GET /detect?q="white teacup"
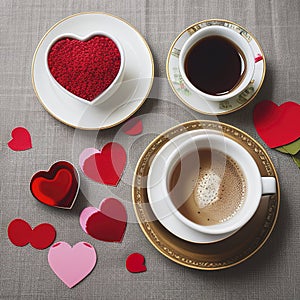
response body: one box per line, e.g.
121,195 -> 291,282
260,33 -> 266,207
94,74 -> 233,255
159,133 -> 276,235
179,26 -> 255,102
45,31 -> 125,106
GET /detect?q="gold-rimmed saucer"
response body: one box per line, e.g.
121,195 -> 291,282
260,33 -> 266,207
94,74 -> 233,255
32,12 -> 154,130
132,120 -> 279,270
166,19 -> 266,115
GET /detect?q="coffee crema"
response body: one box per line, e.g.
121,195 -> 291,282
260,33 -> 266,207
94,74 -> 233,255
184,36 -> 246,96
169,149 -> 247,226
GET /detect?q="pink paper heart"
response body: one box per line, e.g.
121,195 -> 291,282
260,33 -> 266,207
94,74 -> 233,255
48,241 -> 97,288
79,143 -> 126,186
80,198 -> 127,242
8,127 -> 32,151
253,100 -> 300,148
122,117 -> 143,136
126,253 -> 147,273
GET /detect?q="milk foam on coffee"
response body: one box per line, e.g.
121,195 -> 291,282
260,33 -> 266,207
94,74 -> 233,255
193,170 -> 222,208
169,149 -> 247,226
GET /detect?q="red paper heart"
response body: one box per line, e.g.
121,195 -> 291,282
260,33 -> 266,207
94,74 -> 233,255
126,253 -> 147,273
47,35 -> 121,101
253,100 -> 300,148
81,143 -> 126,186
7,127 -> 32,151
30,161 -> 79,209
80,198 -> 127,242
8,219 -> 56,250
122,117 -> 143,136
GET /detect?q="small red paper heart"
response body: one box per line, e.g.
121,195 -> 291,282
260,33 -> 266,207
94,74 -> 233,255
80,198 -> 127,242
30,161 -> 79,209
122,117 -> 143,136
8,219 -> 56,250
47,35 -> 121,101
253,100 -> 300,148
7,127 -> 32,151
126,253 -> 147,273
81,143 -> 126,186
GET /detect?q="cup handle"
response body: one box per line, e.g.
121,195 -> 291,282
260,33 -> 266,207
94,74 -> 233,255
261,177 -> 276,194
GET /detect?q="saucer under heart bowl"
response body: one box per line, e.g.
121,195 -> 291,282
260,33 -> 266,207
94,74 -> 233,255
45,31 -> 125,106
32,12 -> 154,130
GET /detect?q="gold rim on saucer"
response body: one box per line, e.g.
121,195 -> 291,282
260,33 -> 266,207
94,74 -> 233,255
132,120 -> 279,270
166,19 -> 266,115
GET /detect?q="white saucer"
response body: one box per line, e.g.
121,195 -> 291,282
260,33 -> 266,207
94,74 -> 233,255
166,19 -> 266,115
147,129 -> 238,243
32,12 -> 154,130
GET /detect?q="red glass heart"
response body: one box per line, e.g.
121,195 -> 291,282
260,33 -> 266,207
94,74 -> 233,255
30,161 -> 79,209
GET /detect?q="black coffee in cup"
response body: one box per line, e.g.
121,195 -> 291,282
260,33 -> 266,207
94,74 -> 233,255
184,36 -> 246,96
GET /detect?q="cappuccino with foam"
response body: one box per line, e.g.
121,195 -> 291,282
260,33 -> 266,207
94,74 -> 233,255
169,149 -> 247,226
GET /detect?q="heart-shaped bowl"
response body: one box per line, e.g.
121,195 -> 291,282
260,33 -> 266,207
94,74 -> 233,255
30,160 -> 80,209
45,31 -> 125,106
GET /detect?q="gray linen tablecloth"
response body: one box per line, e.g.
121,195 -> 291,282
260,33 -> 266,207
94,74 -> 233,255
0,0 -> 299,299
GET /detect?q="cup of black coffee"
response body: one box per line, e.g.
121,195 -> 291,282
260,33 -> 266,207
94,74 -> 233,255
179,26 -> 255,102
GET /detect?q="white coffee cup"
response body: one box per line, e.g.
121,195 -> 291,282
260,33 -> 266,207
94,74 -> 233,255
159,133 -> 276,235
45,31 -> 125,106
178,26 -> 255,102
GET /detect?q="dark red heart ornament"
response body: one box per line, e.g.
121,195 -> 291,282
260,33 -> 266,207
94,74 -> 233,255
253,100 -> 300,148
8,219 -> 56,250
126,253 -> 147,273
47,35 -> 121,101
80,198 -> 127,242
81,142 -> 126,186
30,161 -> 79,209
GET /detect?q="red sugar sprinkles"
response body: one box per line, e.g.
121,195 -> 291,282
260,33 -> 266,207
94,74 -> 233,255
47,35 -> 121,101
